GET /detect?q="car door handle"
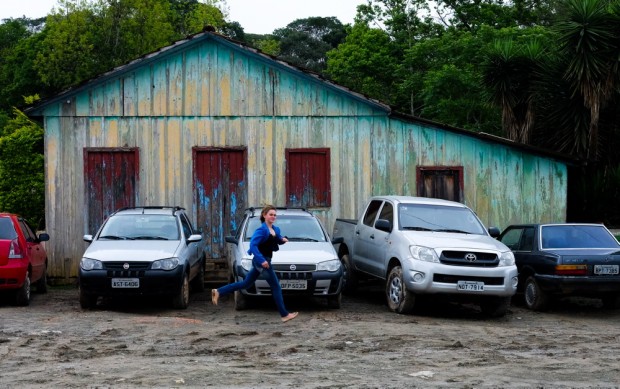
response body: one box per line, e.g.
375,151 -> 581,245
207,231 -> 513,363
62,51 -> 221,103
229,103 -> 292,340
370,234 -> 375,239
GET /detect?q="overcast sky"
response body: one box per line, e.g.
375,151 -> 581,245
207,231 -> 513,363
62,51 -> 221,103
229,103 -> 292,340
0,0 -> 363,34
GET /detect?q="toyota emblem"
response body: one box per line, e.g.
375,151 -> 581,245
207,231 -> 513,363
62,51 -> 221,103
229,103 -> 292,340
123,263 -> 130,270
290,265 -> 297,271
464,253 -> 477,262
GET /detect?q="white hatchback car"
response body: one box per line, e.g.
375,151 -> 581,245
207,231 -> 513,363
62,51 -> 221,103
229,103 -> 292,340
225,207 -> 344,309
79,206 -> 205,309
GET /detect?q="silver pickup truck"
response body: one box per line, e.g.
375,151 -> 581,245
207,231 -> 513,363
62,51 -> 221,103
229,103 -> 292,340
332,196 -> 518,317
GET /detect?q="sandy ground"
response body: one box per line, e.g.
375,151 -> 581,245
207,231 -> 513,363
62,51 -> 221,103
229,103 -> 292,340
1,283 -> 619,389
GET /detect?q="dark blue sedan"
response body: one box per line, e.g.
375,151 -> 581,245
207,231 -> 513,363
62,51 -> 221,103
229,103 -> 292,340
498,223 -> 620,310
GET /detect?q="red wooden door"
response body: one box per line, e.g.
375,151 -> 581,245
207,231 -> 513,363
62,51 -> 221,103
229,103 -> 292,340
193,148 -> 246,260
84,148 -> 139,235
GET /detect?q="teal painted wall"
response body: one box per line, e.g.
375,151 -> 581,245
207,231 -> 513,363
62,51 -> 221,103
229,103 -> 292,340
32,33 -> 567,278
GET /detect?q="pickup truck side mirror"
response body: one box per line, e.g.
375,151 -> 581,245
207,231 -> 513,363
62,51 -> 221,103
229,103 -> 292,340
488,227 -> 501,238
225,236 -> 238,245
375,219 -> 392,233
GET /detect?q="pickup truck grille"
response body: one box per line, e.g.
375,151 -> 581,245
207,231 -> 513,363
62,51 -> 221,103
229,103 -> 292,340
434,274 -> 505,285
440,251 -> 498,267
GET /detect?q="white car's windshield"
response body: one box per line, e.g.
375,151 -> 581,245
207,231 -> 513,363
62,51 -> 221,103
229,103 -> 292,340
541,225 -> 620,249
398,203 -> 487,235
244,215 -> 327,242
99,215 -> 179,240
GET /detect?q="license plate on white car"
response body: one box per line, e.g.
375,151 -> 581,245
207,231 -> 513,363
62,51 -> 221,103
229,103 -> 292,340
280,280 -> 307,290
457,281 -> 484,291
112,278 -> 140,288
594,265 -> 619,275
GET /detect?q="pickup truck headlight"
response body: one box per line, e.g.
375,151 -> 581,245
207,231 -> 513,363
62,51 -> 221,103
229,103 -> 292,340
410,246 -> 440,263
317,259 -> 341,272
80,257 -> 103,270
498,251 -> 515,267
241,258 -> 253,271
151,258 -> 179,270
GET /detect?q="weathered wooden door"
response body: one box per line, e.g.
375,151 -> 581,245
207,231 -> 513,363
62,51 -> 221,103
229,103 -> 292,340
84,148 -> 139,235
416,167 -> 463,202
193,147 -> 246,268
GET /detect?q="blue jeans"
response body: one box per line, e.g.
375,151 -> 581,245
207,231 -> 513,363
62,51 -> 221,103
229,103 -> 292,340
217,265 -> 289,317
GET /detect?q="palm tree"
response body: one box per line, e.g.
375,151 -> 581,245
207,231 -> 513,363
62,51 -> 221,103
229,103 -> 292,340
555,0 -> 620,161
483,39 -> 544,144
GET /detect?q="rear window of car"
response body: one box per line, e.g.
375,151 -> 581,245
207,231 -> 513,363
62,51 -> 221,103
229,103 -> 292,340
541,225 -> 620,249
244,215 -> 327,242
0,217 -> 18,240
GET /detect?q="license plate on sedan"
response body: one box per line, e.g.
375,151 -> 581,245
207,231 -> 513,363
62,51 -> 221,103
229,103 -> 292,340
280,280 -> 307,290
457,281 -> 484,291
112,278 -> 140,288
594,265 -> 619,275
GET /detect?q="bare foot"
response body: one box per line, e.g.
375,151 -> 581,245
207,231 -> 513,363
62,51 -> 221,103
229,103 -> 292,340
281,312 -> 298,323
211,289 -> 219,305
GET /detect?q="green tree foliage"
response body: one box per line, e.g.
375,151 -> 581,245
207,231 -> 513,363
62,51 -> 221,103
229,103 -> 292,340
0,110 -> 45,228
34,0 -> 227,91
326,24 -> 399,104
0,19 -> 50,111
272,17 -> 347,73
35,2 -> 99,90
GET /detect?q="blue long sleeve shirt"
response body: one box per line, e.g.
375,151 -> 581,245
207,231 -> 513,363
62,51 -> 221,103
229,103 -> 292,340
248,222 -> 285,270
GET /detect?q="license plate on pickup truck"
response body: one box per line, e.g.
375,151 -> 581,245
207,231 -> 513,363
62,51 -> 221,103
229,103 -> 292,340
112,278 -> 140,288
457,281 -> 484,291
594,265 -> 619,275
280,280 -> 307,290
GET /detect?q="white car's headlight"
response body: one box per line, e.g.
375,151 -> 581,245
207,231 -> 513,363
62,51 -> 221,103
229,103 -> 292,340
80,257 -> 103,270
151,258 -> 179,270
240,258 -> 253,271
317,259 -> 341,272
410,246 -> 440,263
498,251 -> 515,267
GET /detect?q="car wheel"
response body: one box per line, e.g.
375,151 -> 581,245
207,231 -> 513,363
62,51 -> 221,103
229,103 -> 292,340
172,273 -> 190,309
327,292 -> 342,309
524,276 -> 549,311
480,296 -> 511,317
601,294 -> 619,309
15,271 -> 31,306
340,254 -> 358,295
192,259 -> 205,293
385,266 -> 415,314
79,284 -> 98,309
36,264 -> 48,294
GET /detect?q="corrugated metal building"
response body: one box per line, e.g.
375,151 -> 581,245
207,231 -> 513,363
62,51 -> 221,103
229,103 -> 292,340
26,31 -> 570,282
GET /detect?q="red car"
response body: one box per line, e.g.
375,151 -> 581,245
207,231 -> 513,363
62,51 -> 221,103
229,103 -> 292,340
0,213 -> 50,305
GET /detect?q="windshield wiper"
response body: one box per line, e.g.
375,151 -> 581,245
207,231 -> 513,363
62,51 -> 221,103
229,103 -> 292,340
132,236 -> 169,240
402,226 -> 433,231
99,235 -> 134,240
288,237 -> 320,242
433,228 -> 470,234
